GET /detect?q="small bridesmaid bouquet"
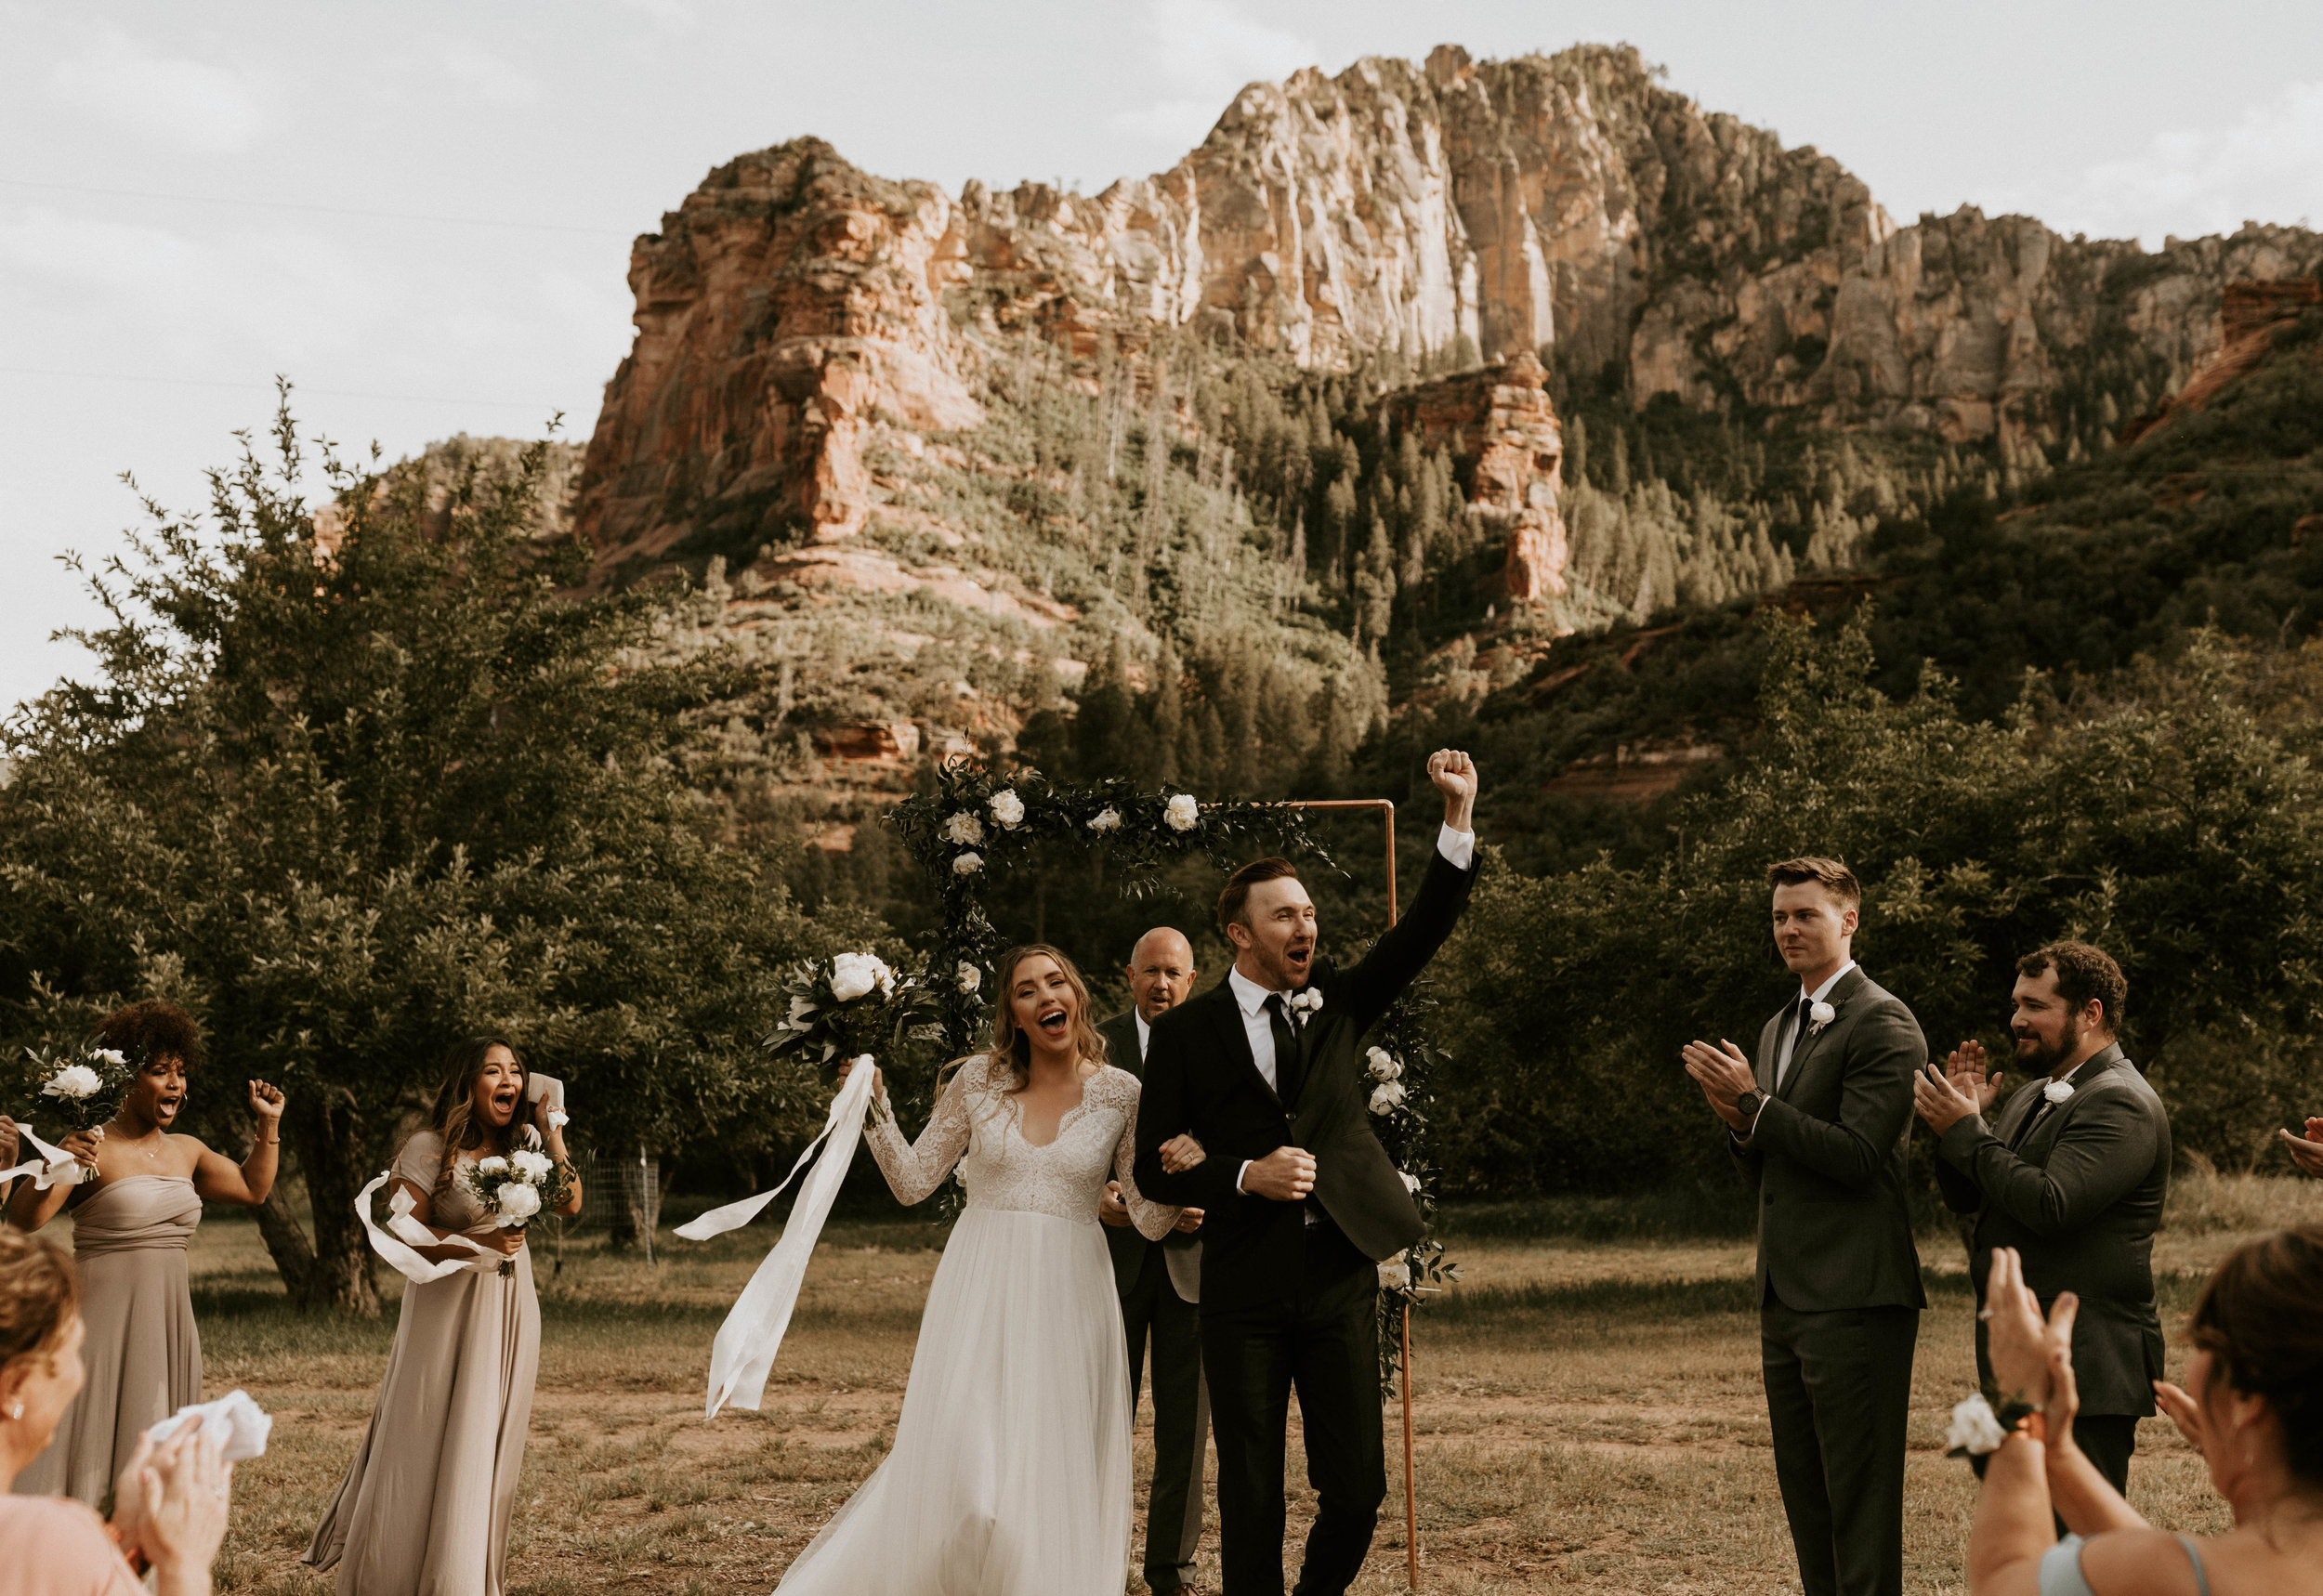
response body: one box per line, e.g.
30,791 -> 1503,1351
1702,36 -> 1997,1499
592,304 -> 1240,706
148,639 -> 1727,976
21,1042 -> 136,1145
460,1132 -> 573,1276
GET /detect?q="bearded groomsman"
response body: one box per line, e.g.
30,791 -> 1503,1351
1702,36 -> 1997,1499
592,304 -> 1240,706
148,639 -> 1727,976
1098,926 -> 1211,1596
1682,857 -> 1926,1596
1913,941 -> 2170,1498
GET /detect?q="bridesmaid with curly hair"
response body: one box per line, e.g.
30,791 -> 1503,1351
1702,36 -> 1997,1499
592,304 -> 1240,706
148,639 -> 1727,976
305,1036 -> 579,1596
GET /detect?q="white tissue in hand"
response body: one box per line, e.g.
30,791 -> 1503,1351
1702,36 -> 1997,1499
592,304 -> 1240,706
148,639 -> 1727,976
147,1388 -> 271,1462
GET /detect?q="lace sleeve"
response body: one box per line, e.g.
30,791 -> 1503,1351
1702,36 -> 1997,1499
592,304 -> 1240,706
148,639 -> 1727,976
1107,1072 -> 1181,1241
865,1060 -> 977,1206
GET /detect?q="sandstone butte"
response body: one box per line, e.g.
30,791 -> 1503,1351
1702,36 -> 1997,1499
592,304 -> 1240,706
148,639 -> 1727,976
571,40 -> 2323,655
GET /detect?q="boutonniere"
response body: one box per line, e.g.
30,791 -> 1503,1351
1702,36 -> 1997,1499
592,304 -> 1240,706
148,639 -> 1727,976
1287,988 -> 1323,1027
2042,1079 -> 2075,1105
1807,1000 -> 1837,1036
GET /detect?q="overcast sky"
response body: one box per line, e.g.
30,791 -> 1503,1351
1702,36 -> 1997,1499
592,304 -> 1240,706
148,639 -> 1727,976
7,0 -> 2321,711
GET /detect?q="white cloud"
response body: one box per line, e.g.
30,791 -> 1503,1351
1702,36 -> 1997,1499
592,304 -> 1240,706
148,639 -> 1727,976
47,25 -> 269,154
1109,0 -> 1316,156
437,41 -> 544,109
2031,80 -> 2323,245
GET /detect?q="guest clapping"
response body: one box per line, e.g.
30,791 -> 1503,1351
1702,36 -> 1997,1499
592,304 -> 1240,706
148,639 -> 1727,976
5,1001 -> 283,1503
0,1228 -> 233,1596
1965,1232 -> 2323,1593
2278,1117 -> 2323,1177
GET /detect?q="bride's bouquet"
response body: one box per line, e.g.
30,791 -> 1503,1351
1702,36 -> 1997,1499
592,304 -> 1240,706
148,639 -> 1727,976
767,951 -> 936,1068
459,1130 -> 573,1276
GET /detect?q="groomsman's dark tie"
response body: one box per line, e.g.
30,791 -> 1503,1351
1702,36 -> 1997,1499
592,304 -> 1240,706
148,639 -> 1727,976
1265,994 -> 1305,1105
1778,993 -> 1813,1089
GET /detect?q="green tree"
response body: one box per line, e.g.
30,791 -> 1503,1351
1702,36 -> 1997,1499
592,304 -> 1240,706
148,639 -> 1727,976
0,400 -> 840,1313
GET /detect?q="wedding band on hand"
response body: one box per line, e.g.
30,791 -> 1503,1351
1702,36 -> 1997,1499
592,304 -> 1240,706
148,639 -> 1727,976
1977,1307 -> 1994,1321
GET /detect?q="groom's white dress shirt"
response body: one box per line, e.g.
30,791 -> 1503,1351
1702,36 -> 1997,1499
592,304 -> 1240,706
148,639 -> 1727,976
1743,958 -> 1857,1140
1231,822 -> 1475,1196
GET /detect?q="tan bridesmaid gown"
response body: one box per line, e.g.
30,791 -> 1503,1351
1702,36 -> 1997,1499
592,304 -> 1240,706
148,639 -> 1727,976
304,1132 -> 543,1596
15,1175 -> 203,1503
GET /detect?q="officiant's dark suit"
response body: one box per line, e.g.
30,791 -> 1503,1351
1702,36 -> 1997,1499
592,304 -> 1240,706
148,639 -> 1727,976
1097,1002 -> 1210,1595
1733,961 -> 1927,1596
1136,806 -> 1476,1596
1936,1038 -> 2170,1495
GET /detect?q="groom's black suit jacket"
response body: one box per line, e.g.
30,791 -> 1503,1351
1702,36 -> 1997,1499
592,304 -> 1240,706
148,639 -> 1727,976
1135,844 -> 1476,1315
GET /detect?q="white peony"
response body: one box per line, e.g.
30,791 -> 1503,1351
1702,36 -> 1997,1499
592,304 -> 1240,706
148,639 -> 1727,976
956,962 -> 981,994
495,1182 -> 543,1223
1377,1257 -> 1411,1289
830,951 -> 895,1003
940,811 -> 984,846
475,1156 -> 509,1176
988,789 -> 1026,830
1399,1170 -> 1421,1194
1944,1393 -> 2009,1456
2043,1079 -> 2076,1105
41,1063 -> 103,1101
1369,1080 -> 1406,1116
93,1049 -> 127,1068
952,851 -> 983,876
510,1148 -> 555,1183
1367,1047 -> 1401,1081
1086,806 -> 1122,834
1163,793 -> 1200,832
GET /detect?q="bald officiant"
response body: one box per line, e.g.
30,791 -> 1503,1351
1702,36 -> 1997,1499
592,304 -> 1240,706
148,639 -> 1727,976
1099,926 -> 1212,1596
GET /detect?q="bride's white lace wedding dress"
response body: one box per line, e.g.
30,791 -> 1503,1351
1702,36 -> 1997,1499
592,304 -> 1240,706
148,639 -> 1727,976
773,1053 -> 1180,1594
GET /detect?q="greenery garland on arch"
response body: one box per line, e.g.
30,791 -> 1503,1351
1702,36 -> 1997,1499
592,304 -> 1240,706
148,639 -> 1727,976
886,759 -> 1460,1380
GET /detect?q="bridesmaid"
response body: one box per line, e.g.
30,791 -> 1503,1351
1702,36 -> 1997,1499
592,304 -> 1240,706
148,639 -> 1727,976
305,1036 -> 581,1596
6,1001 -> 284,1504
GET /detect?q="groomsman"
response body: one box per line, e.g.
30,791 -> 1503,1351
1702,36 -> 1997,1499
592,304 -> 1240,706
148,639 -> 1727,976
1098,926 -> 1211,1596
1683,857 -> 1925,1596
1136,750 -> 1480,1596
1914,941 -> 2171,1497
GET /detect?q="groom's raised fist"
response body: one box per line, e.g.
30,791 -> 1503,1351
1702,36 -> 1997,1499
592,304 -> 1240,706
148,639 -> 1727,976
1426,749 -> 1477,829
1240,1145 -> 1317,1203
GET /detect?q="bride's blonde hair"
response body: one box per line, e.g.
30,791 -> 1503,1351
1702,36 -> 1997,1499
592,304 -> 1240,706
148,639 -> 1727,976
956,943 -> 1106,1092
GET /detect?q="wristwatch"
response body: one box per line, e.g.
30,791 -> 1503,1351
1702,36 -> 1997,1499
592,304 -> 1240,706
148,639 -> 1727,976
1734,1090 -> 1765,1120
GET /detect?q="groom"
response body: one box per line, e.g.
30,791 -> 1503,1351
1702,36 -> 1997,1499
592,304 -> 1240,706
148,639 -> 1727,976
1136,749 -> 1480,1596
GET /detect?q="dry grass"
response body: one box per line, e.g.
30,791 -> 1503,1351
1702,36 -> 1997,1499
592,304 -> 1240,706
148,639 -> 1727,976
173,1188 -> 2285,1596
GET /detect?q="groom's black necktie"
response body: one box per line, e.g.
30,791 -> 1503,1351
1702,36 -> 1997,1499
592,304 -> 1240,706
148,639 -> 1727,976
1264,994 -> 1305,1106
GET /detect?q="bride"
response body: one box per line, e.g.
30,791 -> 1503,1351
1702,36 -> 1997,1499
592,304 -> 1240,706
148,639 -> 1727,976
775,942 -> 1188,1594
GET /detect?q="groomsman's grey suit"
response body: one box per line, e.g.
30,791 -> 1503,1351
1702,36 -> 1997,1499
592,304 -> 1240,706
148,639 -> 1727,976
1936,1040 -> 2170,1495
1733,964 -> 1926,1596
1099,1007 -> 1209,1595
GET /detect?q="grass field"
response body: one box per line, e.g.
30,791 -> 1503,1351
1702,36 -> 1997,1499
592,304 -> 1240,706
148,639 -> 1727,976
124,1172 -> 2323,1596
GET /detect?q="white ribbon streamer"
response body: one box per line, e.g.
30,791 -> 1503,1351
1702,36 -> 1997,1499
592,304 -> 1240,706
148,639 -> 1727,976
0,1120 -> 84,1190
691,1057 -> 878,1417
145,1388 -> 272,1462
352,1170 -> 502,1285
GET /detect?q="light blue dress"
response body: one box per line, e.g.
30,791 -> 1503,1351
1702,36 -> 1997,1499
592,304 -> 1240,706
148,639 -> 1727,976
2041,1534 -> 2211,1595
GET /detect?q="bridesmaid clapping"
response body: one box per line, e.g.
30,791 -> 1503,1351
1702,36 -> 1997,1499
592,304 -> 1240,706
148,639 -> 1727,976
5,1000 -> 283,1504
305,1036 -> 580,1596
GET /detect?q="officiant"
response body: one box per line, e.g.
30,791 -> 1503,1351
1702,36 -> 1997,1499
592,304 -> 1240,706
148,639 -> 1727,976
1098,926 -> 1211,1596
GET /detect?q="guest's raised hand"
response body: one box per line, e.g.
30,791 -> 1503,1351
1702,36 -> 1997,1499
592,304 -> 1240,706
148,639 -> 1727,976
1158,1133 -> 1205,1173
247,1079 -> 285,1123
1982,1249 -> 2054,1407
133,1425 -> 230,1593
2155,1378 -> 2211,1458
1242,1145 -> 1315,1202
2280,1117 -> 2323,1177
1098,1180 -> 1131,1227
1912,1062 -> 1979,1134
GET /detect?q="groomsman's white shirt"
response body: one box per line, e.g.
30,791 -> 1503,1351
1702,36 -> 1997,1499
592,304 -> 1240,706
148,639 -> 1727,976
1743,958 -> 1857,1140
1231,823 -> 1475,1195
1134,1012 -> 1150,1061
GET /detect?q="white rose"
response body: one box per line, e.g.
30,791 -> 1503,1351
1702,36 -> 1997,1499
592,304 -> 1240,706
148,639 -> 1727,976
989,790 -> 1026,830
41,1063 -> 103,1101
495,1182 -> 543,1222
956,962 -> 981,994
952,851 -> 983,876
1809,1000 -> 1836,1028
940,811 -> 984,846
1399,1171 -> 1421,1194
1377,1258 -> 1411,1289
1368,1080 -> 1406,1116
476,1156 -> 509,1176
831,951 -> 892,1003
1163,793 -> 1200,832
2043,1079 -> 2076,1104
1086,806 -> 1122,833
511,1149 -> 555,1183
1944,1393 -> 2008,1456
93,1049 -> 127,1067
1367,1047 -> 1401,1081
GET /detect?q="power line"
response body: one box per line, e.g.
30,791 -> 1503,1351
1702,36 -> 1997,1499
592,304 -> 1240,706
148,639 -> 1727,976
0,177 -> 637,239
0,365 -> 573,412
